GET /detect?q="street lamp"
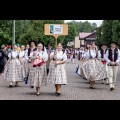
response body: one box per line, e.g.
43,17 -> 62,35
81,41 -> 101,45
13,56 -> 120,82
13,20 -> 15,45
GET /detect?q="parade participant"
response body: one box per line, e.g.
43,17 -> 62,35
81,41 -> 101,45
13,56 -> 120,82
66,48 -> 71,63
106,41 -> 120,91
98,43 -> 109,84
25,40 -> 37,88
17,44 -> 21,52
19,45 -> 28,78
6,45 -> 12,56
72,48 -> 75,63
47,43 -> 67,96
25,44 -> 30,50
77,46 -> 89,80
81,43 -> 106,89
78,47 -> 85,61
4,45 -> 25,87
38,40 -> 47,53
46,44 -> 54,75
28,43 -> 48,95
0,45 -> 8,75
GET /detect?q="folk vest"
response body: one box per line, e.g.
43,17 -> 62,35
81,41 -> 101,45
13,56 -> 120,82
108,48 -> 118,62
28,48 -> 37,57
100,49 -> 107,58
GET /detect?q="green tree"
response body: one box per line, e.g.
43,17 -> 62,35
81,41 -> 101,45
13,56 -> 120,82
102,20 -> 113,47
112,20 -> 120,41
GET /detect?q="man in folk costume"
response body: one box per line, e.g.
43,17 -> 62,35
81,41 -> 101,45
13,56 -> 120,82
106,41 -> 120,91
25,40 -> 37,88
98,43 -> 109,84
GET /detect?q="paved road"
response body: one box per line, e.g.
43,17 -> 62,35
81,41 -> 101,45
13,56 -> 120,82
0,60 -> 120,100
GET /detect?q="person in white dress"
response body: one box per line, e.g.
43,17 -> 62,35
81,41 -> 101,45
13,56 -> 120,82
81,43 -> 106,89
105,41 -> 120,91
28,43 -> 48,95
19,45 -> 28,78
47,43 -> 67,96
4,45 -> 25,87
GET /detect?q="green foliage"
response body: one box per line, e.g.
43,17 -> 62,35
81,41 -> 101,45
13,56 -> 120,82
0,20 -> 98,48
96,20 -> 120,48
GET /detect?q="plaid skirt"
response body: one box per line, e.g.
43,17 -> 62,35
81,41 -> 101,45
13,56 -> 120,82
47,60 -> 67,85
28,63 -> 47,87
81,59 -> 107,81
4,59 -> 25,82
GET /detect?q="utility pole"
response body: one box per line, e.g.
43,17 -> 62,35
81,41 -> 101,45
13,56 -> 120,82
13,20 -> 15,45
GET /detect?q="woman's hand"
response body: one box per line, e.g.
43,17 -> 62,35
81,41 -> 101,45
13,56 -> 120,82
28,59 -> 32,63
55,61 -> 60,65
36,56 -> 40,59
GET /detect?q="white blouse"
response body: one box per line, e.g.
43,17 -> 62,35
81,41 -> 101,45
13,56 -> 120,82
98,49 -> 106,60
8,51 -> 19,59
30,50 -> 48,62
50,50 -> 67,61
83,50 -> 97,59
19,51 -> 25,58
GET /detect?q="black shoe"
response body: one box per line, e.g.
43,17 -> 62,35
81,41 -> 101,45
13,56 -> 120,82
57,93 -> 61,96
106,83 -> 109,85
30,86 -> 34,88
90,86 -> 95,89
110,87 -> 114,91
9,85 -> 13,88
15,84 -> 18,87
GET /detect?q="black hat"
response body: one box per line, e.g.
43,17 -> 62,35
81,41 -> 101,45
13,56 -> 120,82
29,40 -> 37,46
111,41 -> 118,45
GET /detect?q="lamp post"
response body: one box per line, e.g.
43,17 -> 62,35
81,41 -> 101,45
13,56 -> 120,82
13,20 -> 15,45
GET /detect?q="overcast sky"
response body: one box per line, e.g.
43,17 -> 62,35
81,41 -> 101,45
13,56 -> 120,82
65,20 -> 103,27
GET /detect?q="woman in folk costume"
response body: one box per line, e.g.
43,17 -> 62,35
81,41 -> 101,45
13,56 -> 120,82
47,43 -> 67,96
105,41 -> 120,91
81,43 -> 106,89
28,43 -> 48,95
98,43 -> 109,84
25,40 -> 37,88
79,46 -> 90,80
19,45 -> 28,78
4,45 -> 25,87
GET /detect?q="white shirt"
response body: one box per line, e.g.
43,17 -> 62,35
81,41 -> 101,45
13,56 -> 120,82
19,51 -> 25,58
8,50 -> 19,59
30,50 -> 48,62
25,47 -> 36,60
98,49 -> 107,60
50,50 -> 67,61
83,49 -> 97,59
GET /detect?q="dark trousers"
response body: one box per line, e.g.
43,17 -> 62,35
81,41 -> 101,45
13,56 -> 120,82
0,65 -> 4,73
47,69 -> 49,75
